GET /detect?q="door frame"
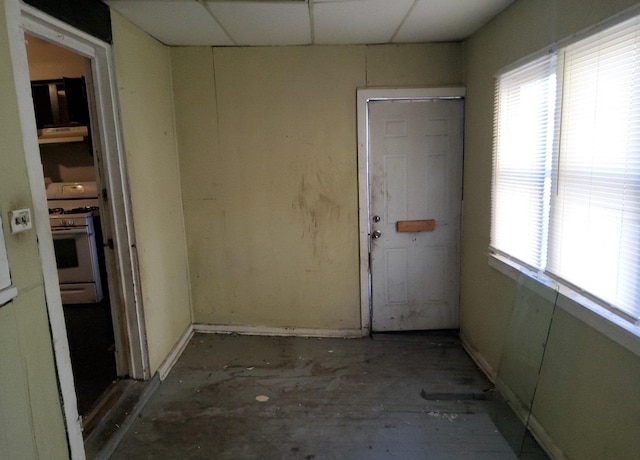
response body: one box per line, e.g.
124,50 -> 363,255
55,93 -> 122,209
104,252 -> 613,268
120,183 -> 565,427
356,87 -> 466,335
5,1 -> 149,457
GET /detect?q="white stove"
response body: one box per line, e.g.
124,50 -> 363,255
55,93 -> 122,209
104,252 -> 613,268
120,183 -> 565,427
47,182 -> 103,304
49,211 -> 94,228
47,181 -> 100,214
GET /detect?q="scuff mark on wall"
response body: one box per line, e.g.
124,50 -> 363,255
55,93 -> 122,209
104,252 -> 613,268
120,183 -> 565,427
173,43 -> 463,328
293,173 -> 343,261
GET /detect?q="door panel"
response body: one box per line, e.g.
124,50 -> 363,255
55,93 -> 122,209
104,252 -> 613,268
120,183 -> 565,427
369,99 -> 463,331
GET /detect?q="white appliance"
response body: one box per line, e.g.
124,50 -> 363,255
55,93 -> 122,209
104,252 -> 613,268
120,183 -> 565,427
47,182 -> 103,304
38,125 -> 88,144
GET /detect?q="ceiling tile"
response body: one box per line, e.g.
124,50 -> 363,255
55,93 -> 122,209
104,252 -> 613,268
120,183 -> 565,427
313,0 -> 414,45
207,1 -> 311,46
393,0 -> 514,43
107,1 -> 234,46
106,0 -> 515,47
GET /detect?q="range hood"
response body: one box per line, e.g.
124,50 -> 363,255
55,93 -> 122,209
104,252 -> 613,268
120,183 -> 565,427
38,125 -> 88,144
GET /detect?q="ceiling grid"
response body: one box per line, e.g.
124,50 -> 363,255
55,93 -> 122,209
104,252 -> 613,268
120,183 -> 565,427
106,0 -> 514,47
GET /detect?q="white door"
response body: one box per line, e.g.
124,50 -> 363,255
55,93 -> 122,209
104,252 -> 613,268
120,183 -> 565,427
369,99 -> 463,331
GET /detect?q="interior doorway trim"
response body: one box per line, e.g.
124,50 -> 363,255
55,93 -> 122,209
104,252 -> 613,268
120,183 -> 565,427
5,1 -> 149,458
356,87 -> 466,336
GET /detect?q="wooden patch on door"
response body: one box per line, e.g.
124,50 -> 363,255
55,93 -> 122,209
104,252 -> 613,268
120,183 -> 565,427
396,220 -> 435,232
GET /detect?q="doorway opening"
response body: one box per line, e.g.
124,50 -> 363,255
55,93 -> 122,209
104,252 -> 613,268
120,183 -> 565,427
26,33 -> 118,424
6,3 -> 150,456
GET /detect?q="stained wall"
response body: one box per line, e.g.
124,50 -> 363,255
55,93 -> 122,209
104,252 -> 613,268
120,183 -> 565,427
171,43 -> 464,331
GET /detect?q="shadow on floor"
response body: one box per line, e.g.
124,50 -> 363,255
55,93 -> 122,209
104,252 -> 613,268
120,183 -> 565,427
63,300 -> 117,417
110,332 -> 548,459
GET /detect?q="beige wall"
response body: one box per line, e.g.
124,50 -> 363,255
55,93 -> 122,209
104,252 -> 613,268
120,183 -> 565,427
171,43 -> 463,331
26,33 -> 85,80
0,2 -> 68,457
365,43 -> 463,87
462,0 -> 640,457
111,12 -> 192,373
4,0 -> 639,458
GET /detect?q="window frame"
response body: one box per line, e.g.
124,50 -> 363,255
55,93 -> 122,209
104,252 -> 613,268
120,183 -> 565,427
489,13 -> 640,356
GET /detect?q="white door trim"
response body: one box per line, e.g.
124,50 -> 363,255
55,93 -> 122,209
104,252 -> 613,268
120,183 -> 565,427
5,1 -> 149,457
356,87 -> 466,336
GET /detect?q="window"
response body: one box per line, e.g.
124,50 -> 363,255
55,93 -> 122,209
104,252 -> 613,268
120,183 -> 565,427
491,15 -> 640,324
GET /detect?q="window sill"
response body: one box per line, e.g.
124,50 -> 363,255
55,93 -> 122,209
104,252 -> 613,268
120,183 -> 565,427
488,253 -> 640,358
0,286 -> 18,307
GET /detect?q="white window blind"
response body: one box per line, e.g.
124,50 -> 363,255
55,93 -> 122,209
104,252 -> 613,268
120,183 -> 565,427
491,55 -> 557,269
491,14 -> 640,323
547,17 -> 640,321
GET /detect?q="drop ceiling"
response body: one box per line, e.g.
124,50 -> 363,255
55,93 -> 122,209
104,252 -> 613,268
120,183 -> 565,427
105,0 -> 515,47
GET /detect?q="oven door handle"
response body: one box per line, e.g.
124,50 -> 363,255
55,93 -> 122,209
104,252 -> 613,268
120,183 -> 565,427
51,227 -> 91,236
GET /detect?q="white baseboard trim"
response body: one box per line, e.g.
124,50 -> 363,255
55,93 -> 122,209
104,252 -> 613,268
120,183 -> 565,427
157,324 -> 194,381
157,323 -> 363,380
459,332 -> 497,382
460,332 -> 565,460
527,412 -> 567,460
494,376 -> 532,426
496,379 -> 566,460
193,323 -> 364,338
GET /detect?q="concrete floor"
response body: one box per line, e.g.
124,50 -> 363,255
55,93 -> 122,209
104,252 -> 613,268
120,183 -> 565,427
109,332 -> 547,459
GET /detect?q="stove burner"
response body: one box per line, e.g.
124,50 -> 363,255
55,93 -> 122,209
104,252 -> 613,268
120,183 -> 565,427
66,206 -> 99,214
48,206 -> 99,215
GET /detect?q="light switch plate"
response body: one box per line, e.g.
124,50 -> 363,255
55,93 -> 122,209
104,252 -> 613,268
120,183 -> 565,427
10,208 -> 32,233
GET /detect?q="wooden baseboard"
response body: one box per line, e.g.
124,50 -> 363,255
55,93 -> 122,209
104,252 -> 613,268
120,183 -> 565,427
459,332 -> 498,382
526,412 -> 567,460
459,332 -> 565,459
157,324 -> 194,381
193,323 -> 364,338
